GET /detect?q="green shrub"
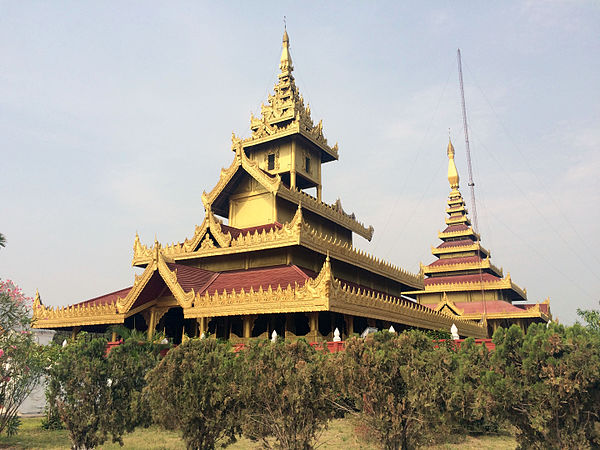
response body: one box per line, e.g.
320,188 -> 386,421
447,337 -> 501,433
238,339 -> 336,450
144,338 -> 241,450
338,330 -> 453,450
46,334 -> 161,449
488,323 -> 600,449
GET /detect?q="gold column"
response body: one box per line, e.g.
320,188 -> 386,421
147,310 -> 156,340
308,312 -> 318,342
344,314 -> 354,337
317,184 -> 322,201
242,316 -> 251,339
71,327 -> 81,340
291,139 -> 297,189
197,317 -> 208,337
111,331 -> 117,342
285,314 -> 293,339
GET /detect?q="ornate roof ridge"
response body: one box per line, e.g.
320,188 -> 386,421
132,206 -> 420,289
431,242 -> 489,256
33,294 -> 122,328
279,185 -> 374,240
407,276 -> 527,298
231,30 -> 338,161
299,220 -> 421,287
423,257 -> 503,276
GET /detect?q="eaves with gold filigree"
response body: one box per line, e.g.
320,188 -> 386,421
133,205 -> 422,289
405,272 -> 527,299
185,256 -> 487,338
431,293 -> 551,322
33,245 -> 195,328
423,257 -> 503,277
32,290 -> 124,328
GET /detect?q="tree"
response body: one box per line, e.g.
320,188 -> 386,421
0,279 -> 45,436
447,337 -> 500,434
238,339 -> 336,450
0,232 -> 6,248
488,323 -> 600,449
46,333 -> 161,449
338,331 -> 453,450
144,338 -> 242,450
577,303 -> 600,334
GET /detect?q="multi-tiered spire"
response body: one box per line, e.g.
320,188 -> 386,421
232,30 -> 338,163
409,138 -> 529,307
404,139 -> 553,336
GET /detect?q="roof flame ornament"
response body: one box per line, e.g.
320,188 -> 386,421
279,29 -> 293,76
447,138 -> 460,191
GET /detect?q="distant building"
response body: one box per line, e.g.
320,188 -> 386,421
405,139 -> 552,336
32,31 -> 487,341
18,329 -> 55,416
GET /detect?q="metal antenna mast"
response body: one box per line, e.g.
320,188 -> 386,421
457,49 -> 479,234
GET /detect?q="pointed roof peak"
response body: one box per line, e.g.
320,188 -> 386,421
279,28 -> 293,76
447,138 -> 460,190
447,137 -> 455,158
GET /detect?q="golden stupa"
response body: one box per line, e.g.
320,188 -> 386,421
405,139 -> 552,336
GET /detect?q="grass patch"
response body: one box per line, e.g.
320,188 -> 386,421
0,417 -> 516,449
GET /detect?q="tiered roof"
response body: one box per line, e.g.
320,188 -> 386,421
31,31 -> 490,339
406,139 -> 551,324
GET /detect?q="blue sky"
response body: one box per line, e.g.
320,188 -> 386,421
1,1 -> 598,324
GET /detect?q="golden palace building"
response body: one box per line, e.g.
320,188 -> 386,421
33,32 -> 498,341
405,139 -> 552,336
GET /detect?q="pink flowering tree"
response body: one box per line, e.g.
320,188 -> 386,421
0,279 -> 45,436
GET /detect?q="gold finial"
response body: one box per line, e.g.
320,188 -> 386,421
34,289 -> 42,307
280,27 -> 293,75
447,137 -> 460,190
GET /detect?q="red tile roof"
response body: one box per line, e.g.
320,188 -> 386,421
437,239 -> 476,249
442,224 -> 469,233
203,265 -> 316,295
130,273 -> 169,309
422,300 -> 534,315
428,256 -> 482,267
456,301 -> 526,315
519,303 -> 551,314
166,263 -> 218,292
424,273 -> 501,286
78,286 -> 132,307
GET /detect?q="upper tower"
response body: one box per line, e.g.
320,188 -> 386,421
404,138 -> 552,336
232,30 -> 339,201
407,138 -> 528,305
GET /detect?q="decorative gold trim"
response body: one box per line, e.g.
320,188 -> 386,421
156,254 -> 195,309
432,243 -> 489,256
438,228 -> 480,240
423,257 -> 502,277
406,276 -> 527,300
278,185 -> 374,241
117,260 -> 157,314
433,293 -> 464,315
184,256 -> 486,339
33,300 -> 124,328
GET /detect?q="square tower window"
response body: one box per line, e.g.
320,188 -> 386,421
267,153 -> 275,171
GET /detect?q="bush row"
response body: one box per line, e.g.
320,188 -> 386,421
45,322 -> 600,450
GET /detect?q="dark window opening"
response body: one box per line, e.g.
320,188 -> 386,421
268,153 -> 275,170
305,157 -> 310,173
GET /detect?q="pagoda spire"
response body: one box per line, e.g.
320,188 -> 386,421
447,137 -> 460,191
279,29 -> 293,77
